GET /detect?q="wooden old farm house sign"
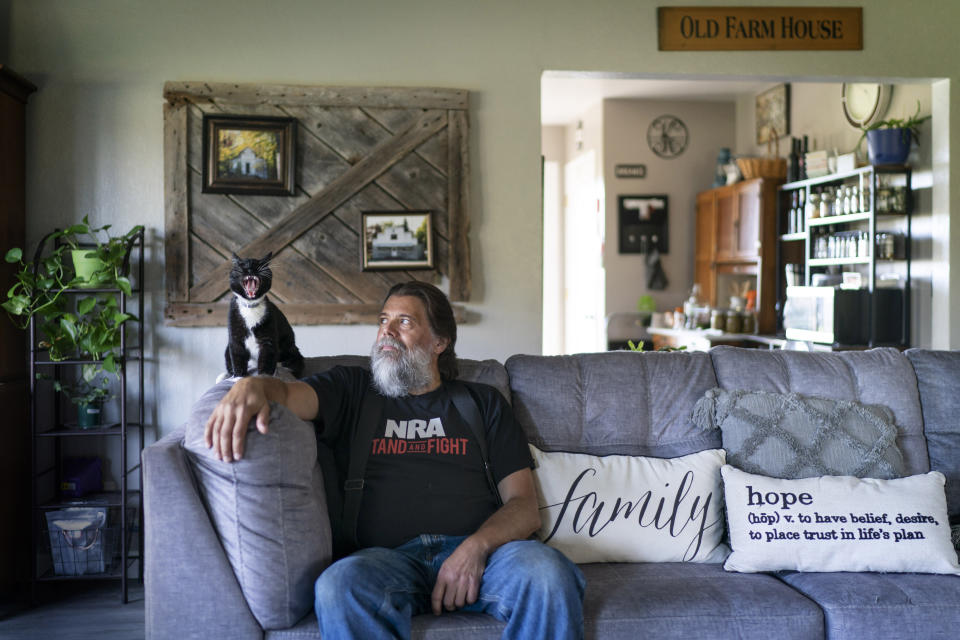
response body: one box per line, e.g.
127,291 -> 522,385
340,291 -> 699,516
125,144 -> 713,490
163,81 -> 471,326
658,6 -> 862,51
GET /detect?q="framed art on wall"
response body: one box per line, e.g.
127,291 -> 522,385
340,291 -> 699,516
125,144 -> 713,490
361,211 -> 434,271
756,84 -> 790,145
202,115 -> 296,196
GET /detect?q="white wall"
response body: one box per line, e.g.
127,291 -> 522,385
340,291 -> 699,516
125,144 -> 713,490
8,0 -> 960,436
603,99 -> 735,316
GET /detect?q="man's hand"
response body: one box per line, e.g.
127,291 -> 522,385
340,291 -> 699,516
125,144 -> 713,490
203,377 -> 274,461
431,536 -> 488,615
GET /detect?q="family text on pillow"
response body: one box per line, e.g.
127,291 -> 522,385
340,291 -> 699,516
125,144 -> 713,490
529,446 -> 729,564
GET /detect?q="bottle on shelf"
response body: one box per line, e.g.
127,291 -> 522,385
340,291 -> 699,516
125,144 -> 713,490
800,135 -> 809,181
819,188 -> 832,218
797,190 -> 805,233
788,138 -> 800,183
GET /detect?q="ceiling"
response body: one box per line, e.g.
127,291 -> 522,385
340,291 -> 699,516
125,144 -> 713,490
541,73 -> 775,126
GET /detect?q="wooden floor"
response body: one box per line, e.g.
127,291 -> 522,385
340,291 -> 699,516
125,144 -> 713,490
0,582 -> 144,639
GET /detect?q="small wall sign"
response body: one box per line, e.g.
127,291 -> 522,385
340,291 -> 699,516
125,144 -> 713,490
658,6 -> 863,51
615,164 -> 647,179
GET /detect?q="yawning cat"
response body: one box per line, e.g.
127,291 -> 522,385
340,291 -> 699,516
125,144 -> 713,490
223,252 -> 304,379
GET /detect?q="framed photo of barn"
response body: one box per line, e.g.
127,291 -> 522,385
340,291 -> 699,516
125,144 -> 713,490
361,211 -> 434,271
202,115 -> 296,196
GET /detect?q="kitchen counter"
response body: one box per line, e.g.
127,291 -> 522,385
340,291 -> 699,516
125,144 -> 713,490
647,326 -> 790,351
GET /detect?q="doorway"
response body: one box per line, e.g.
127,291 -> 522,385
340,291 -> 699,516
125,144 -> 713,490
541,72 -> 945,352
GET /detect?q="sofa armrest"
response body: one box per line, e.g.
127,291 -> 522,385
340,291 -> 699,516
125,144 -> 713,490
143,428 -> 263,640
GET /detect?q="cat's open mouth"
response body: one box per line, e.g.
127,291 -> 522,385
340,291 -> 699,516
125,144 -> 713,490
242,276 -> 260,298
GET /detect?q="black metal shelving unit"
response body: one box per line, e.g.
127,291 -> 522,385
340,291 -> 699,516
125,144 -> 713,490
27,229 -> 145,603
776,165 -> 913,347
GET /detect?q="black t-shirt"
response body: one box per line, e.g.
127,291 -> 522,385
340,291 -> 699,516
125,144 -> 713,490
303,366 -> 534,549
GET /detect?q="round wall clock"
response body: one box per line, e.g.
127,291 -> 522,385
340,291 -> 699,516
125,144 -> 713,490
841,83 -> 892,128
647,115 -> 688,158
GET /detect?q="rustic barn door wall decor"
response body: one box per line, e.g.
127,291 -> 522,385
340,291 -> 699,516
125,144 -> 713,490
163,81 -> 471,326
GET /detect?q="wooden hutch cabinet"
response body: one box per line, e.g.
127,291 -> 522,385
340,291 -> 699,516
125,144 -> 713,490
694,177 -> 781,334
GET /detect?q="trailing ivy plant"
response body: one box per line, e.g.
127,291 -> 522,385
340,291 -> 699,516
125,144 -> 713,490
2,217 -> 142,375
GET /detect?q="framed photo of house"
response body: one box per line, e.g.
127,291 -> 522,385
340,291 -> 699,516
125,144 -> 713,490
755,84 -> 790,145
361,211 -> 434,271
202,115 -> 296,195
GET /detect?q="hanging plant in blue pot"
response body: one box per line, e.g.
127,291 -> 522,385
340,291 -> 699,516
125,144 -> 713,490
858,101 -> 930,165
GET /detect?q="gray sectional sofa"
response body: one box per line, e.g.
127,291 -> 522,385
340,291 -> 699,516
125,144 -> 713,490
143,347 -> 960,639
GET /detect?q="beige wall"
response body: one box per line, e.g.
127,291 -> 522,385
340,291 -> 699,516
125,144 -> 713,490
8,0 -> 960,435
603,99 -> 735,315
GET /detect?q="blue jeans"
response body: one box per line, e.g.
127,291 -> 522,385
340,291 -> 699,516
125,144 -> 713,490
314,534 -> 585,640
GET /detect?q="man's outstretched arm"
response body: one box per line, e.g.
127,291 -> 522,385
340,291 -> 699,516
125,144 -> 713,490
430,468 -> 541,614
203,376 -> 319,462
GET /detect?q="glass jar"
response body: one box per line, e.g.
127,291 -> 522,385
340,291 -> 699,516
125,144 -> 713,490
877,186 -> 891,214
725,309 -> 742,334
740,311 -> 755,334
876,232 -> 895,260
890,186 -> 906,214
807,191 -> 820,219
710,309 -> 725,331
860,182 -> 870,212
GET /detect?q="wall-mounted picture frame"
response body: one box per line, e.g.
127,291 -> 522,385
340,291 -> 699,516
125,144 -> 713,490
202,114 -> 296,196
756,84 -> 790,145
361,211 -> 434,271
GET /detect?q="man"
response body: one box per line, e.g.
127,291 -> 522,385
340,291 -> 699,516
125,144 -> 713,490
205,281 -> 585,639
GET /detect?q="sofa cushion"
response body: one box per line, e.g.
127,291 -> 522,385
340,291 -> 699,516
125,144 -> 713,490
693,388 -> 905,479
905,348 -> 960,522
709,346 -> 929,475
721,465 -> 960,575
182,380 -> 332,630
505,352 -> 721,457
269,562 -> 826,640
529,446 -> 728,563
778,571 -> 960,640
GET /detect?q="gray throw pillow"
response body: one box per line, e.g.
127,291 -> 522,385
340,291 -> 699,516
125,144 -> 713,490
692,388 -> 905,479
183,380 -> 332,630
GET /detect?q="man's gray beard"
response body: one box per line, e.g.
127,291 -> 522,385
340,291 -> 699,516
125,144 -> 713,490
369,337 -> 435,397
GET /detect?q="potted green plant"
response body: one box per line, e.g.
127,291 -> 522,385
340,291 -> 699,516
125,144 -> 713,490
858,100 -> 931,165
2,217 -> 142,369
47,364 -> 113,428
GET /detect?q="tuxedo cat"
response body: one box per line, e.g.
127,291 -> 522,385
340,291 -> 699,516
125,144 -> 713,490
224,252 -> 304,379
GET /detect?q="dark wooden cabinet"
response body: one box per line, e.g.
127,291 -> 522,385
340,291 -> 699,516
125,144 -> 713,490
0,65 -> 36,600
694,177 -> 781,334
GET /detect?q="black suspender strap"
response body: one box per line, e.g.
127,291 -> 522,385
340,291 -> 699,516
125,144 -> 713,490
341,388 -> 384,548
448,381 -> 503,507
340,380 -> 502,548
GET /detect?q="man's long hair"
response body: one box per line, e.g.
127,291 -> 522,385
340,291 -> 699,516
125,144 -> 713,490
383,281 -> 459,380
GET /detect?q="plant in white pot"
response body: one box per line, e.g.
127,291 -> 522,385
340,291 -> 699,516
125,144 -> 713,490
858,101 -> 931,165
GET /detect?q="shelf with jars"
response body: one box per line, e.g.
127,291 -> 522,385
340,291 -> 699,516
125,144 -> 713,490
775,164 -> 912,347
